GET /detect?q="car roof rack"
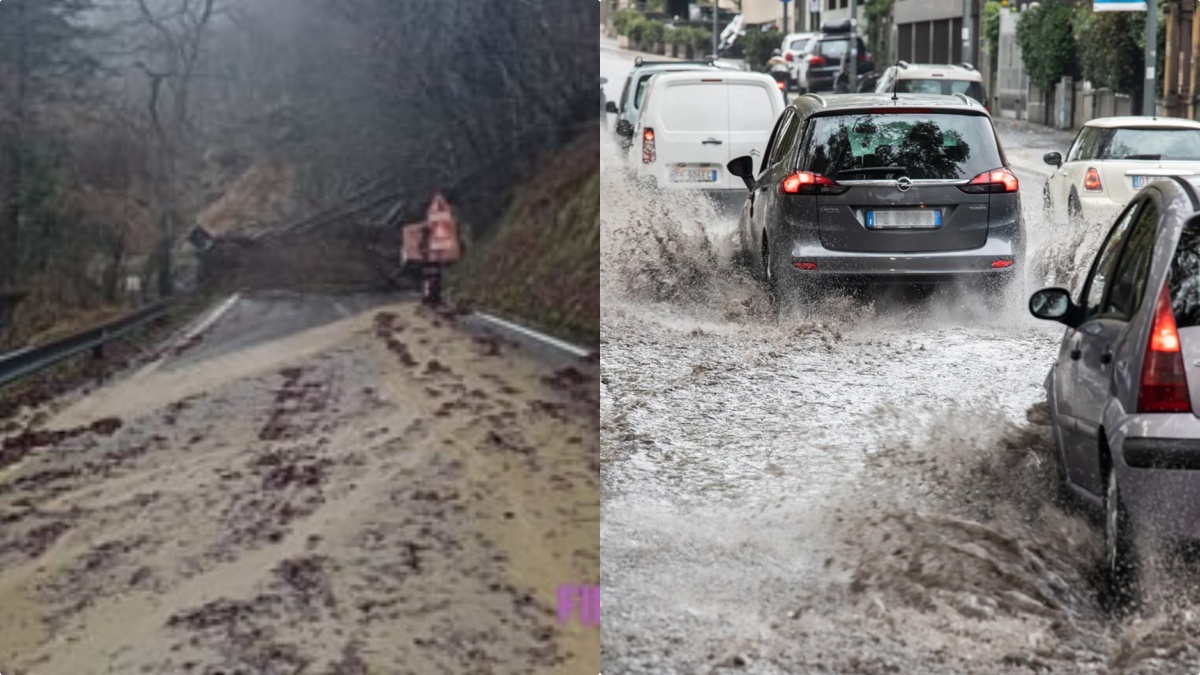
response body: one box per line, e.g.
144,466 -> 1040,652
633,56 -> 715,67
952,92 -> 981,107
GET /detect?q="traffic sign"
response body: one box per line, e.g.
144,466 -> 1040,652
1094,0 -> 1147,10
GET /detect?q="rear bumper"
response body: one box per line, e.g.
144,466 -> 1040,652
1077,194 -> 1128,221
1112,414 -> 1200,541
784,235 -> 1021,282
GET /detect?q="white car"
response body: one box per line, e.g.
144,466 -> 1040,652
781,32 -> 818,89
874,62 -> 987,108
1043,116 -> 1200,221
633,70 -> 785,210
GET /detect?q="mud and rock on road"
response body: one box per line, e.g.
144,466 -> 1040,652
0,290 -> 599,674
601,46 -> 1200,675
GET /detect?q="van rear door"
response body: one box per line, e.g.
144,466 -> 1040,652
726,81 -> 781,190
654,79 -> 731,188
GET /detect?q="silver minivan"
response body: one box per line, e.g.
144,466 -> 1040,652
1030,174 -> 1200,607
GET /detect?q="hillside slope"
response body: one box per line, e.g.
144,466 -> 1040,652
451,132 -> 599,346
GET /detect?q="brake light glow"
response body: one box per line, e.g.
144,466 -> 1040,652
1084,167 -> 1102,191
809,55 -> 827,67
1138,283 -> 1191,413
793,261 -> 818,270
991,259 -> 1014,269
785,52 -> 794,62
959,168 -> 1019,194
777,80 -> 785,90
781,171 -> 837,194
642,128 -> 655,164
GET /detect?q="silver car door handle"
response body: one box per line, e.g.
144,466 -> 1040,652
702,138 -> 723,145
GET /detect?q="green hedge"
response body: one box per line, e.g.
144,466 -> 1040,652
1015,0 -> 1078,91
613,8 -> 641,36
741,30 -> 781,73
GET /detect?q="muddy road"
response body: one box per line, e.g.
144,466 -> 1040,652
0,293 -> 599,674
600,46 -> 1200,675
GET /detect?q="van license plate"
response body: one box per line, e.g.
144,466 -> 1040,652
1132,175 -> 1149,188
671,169 -> 718,183
865,209 -> 942,229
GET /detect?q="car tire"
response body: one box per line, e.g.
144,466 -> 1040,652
1068,191 -> 1083,225
1104,465 -> 1140,612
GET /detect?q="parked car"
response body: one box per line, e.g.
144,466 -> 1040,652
794,20 -> 874,94
726,92 -> 1023,307
780,31 -> 819,90
632,70 -> 786,211
607,58 -> 722,151
874,62 -> 987,108
1042,116 -> 1200,223
1029,174 -> 1200,606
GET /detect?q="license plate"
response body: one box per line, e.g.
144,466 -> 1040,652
1133,175 -> 1150,188
865,209 -> 942,229
670,168 -> 718,183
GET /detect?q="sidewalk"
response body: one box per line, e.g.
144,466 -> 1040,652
599,31 -> 745,71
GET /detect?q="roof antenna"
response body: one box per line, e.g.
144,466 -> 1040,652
891,62 -> 899,102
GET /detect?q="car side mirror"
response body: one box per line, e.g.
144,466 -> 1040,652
615,119 -> 633,137
727,155 -> 755,191
1043,151 -> 1062,168
1029,287 -> 1083,328
606,101 -> 619,114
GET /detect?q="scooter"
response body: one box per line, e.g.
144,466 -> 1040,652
767,50 -> 791,93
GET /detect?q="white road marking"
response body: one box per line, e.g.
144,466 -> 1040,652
132,293 -> 241,379
473,312 -> 591,359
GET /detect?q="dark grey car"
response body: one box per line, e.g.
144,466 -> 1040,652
727,92 -> 1024,307
1030,175 -> 1200,607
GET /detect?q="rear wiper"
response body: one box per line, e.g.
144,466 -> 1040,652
835,166 -> 908,178
1123,154 -> 1162,160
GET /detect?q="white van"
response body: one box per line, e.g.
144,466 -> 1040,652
633,70 -> 785,206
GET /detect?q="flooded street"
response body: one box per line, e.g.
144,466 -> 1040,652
600,47 -> 1200,675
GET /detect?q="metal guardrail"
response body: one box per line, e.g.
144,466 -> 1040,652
0,301 -> 172,389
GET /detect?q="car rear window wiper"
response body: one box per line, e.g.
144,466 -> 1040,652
1122,154 -> 1162,160
835,166 -> 908,178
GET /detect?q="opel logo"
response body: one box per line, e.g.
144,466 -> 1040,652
896,176 -> 913,192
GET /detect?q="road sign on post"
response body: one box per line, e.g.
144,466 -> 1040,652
1093,0 -> 1147,10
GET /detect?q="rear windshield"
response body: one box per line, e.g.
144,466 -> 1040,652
658,83 -> 728,132
896,79 -> 986,104
805,112 -> 1004,181
1170,218 -> 1200,328
1098,127 -> 1200,161
789,38 -> 812,51
818,38 -> 850,58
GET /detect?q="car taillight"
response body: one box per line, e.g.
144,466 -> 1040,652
1138,283 -> 1192,413
809,55 -> 826,67
1084,167 -> 1102,191
780,171 -> 847,195
785,52 -> 794,62
959,168 -> 1019,194
642,128 -> 655,164
776,80 -> 785,90
859,52 -> 872,63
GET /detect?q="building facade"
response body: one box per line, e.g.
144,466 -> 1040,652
892,0 -> 980,67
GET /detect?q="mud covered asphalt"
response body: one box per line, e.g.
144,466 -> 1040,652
0,297 -> 599,674
598,53 -> 1200,675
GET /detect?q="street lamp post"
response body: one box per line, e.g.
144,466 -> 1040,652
1143,0 -> 1157,116
713,0 -> 718,58
849,0 -> 857,91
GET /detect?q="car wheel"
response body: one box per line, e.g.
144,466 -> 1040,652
1068,191 -> 1083,224
1104,465 -> 1140,611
